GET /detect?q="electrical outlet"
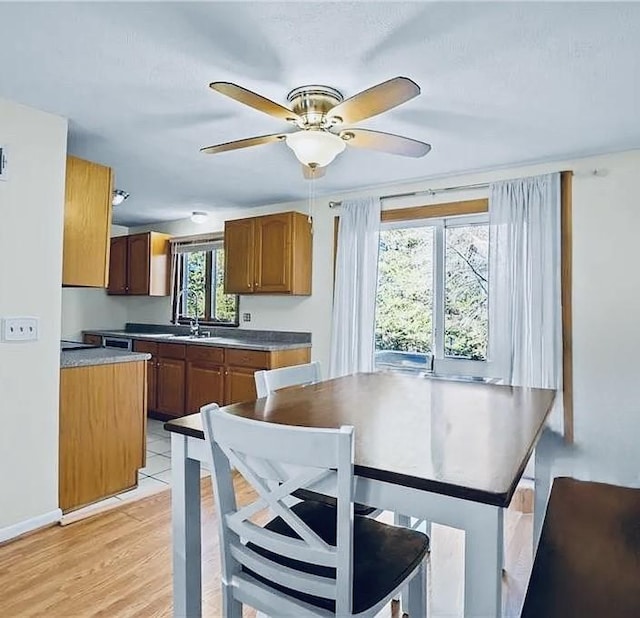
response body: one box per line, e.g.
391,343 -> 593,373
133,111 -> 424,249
242,312 -> 251,322
1,317 -> 39,342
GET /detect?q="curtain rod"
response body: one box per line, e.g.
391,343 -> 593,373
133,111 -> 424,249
327,181 -> 490,208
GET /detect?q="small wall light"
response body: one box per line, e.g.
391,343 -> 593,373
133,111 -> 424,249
112,189 -> 130,206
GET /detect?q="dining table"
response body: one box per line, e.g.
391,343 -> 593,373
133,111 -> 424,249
164,372 -> 555,618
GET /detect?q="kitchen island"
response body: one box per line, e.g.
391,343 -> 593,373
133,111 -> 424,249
59,347 -> 150,513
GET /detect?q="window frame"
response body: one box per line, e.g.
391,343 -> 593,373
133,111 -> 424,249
378,211 -> 492,378
172,243 -> 240,327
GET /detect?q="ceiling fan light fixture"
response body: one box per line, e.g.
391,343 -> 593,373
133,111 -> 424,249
285,130 -> 346,168
190,211 -> 209,224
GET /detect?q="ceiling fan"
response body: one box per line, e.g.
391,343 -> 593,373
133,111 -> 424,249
200,77 -> 431,178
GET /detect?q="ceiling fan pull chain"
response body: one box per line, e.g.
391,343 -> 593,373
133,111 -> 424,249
307,170 -> 316,234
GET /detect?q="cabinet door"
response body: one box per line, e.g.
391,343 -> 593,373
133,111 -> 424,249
133,340 -> 158,411
147,356 -> 158,411
255,213 -> 292,293
127,233 -> 151,295
225,366 -> 258,405
108,236 -> 129,294
156,358 -> 185,416
224,218 -> 255,294
83,334 -> 103,346
62,156 -> 113,288
186,361 -> 225,414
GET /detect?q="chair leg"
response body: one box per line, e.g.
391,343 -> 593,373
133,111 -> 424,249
394,514 -> 430,615
222,583 -> 242,618
407,560 -> 428,617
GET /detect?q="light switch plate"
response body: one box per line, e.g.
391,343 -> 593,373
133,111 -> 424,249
1,317 -> 39,342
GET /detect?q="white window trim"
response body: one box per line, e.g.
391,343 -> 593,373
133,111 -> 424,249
379,213 -> 494,379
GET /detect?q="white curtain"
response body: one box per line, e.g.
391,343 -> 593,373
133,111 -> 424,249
329,197 -> 381,377
488,173 -> 562,399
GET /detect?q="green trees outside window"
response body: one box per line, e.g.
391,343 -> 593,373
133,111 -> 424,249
375,218 -> 488,361
176,246 -> 238,325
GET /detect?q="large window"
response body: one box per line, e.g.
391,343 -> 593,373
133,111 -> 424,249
173,241 -> 239,326
375,213 -> 489,375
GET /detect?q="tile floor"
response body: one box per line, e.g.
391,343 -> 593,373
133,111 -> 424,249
62,417 -> 208,522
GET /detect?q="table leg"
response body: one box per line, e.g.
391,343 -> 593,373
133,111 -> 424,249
464,503 -> 504,618
172,433 -> 202,618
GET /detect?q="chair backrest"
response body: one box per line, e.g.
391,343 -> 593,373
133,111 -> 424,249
254,361 -> 322,398
201,403 -> 355,616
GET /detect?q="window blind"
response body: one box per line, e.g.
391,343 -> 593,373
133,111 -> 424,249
169,232 -> 224,254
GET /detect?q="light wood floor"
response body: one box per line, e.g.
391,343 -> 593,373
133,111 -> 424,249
0,475 -> 532,617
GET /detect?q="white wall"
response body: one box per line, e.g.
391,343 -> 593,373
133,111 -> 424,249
127,149 -> 640,487
60,225 -> 129,341
0,98 -> 67,533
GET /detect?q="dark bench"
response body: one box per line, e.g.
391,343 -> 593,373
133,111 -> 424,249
521,477 -> 640,617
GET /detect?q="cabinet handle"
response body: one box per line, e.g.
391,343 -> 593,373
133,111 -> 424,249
247,283 -> 251,288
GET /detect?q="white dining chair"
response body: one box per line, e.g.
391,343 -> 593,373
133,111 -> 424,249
254,363 -> 379,518
201,403 -> 429,617
255,363 -> 429,613
254,361 -> 322,398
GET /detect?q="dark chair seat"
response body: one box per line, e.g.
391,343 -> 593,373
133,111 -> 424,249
521,477 -> 640,618
292,488 -> 378,517
245,501 -> 429,614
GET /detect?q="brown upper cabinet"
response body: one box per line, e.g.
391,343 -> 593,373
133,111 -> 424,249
108,232 -> 171,296
224,211 -> 312,295
62,155 -> 113,287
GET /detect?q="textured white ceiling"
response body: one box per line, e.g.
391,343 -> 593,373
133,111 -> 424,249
1,2 -> 639,224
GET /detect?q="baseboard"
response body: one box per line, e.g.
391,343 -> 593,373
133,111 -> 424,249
0,508 -> 62,544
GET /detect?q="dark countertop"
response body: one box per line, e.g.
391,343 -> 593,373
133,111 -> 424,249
84,324 -> 312,352
61,348 -> 151,368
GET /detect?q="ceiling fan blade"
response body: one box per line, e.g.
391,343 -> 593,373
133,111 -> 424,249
302,164 -> 326,180
327,77 -> 420,125
340,128 -> 431,157
200,132 -> 287,154
210,82 -> 300,123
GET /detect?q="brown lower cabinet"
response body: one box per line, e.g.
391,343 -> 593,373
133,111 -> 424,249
185,345 -> 225,414
132,339 -> 310,417
132,340 -> 158,411
59,360 -> 146,513
225,366 -> 258,405
157,357 -> 186,415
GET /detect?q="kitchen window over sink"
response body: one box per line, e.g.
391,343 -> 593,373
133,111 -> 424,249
374,205 -> 491,378
170,234 -> 239,326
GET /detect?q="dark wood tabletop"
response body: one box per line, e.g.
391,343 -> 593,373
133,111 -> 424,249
165,372 -> 555,507
521,477 -> 640,617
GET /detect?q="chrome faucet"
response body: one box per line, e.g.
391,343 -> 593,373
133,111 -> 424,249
175,288 -> 203,337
